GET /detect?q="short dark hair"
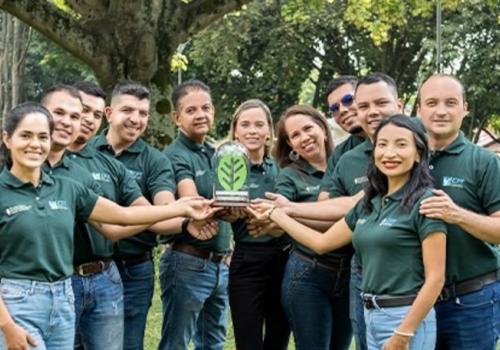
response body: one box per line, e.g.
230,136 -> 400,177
418,74 -> 466,104
73,81 -> 106,100
355,72 -> 398,99
171,80 -> 211,111
111,81 -> 150,101
274,104 -> 334,168
0,102 -> 54,169
364,114 -> 432,212
40,84 -> 82,106
325,75 -> 358,104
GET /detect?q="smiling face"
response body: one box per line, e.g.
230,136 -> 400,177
356,81 -> 402,138
75,91 -> 106,145
327,83 -> 361,134
417,75 -> 467,145
173,88 -> 214,143
3,112 -> 51,172
106,94 -> 150,146
374,123 -> 419,183
285,114 -> 327,163
233,107 -> 271,156
42,91 -> 83,150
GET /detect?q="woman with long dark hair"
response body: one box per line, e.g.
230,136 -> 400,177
0,102 -> 216,350
250,115 -> 446,350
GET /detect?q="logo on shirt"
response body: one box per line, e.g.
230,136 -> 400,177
380,217 -> 397,227
127,170 -> 143,180
195,170 -> 206,177
249,183 -> 260,189
305,185 -> 319,193
354,176 -> 368,185
356,218 -> 367,225
92,172 -> 112,183
48,200 -> 69,211
442,176 -> 464,188
5,204 -> 32,216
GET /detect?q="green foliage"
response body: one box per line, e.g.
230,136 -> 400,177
217,155 -> 248,191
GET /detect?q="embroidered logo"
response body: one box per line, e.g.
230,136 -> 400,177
5,204 -> 32,216
92,172 -> 112,183
195,170 -> 206,177
442,176 -> 464,188
127,170 -> 143,180
380,217 -> 397,227
48,200 -> 69,210
249,183 -> 260,189
354,176 -> 368,185
305,185 -> 319,193
356,218 -> 367,225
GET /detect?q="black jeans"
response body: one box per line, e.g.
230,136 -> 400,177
229,241 -> 291,350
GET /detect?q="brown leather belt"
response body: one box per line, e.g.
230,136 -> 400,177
362,294 -> 417,309
172,242 -> 226,263
439,269 -> 500,301
292,250 -> 350,272
113,251 -> 153,267
74,259 -> 112,277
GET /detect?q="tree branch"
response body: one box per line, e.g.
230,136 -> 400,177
64,0 -> 109,20
0,0 -> 99,66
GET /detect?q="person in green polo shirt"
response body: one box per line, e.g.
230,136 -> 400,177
159,80 -> 231,350
250,115 -> 446,350
269,104 -> 353,350
319,75 -> 365,200
418,74 -> 500,349
222,99 -> 290,350
0,102 -> 219,350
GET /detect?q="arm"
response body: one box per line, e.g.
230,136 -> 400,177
0,298 -> 37,349
383,232 -> 446,349
249,204 -> 352,254
420,189 -> 500,243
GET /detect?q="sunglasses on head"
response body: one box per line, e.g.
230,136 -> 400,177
329,93 -> 354,118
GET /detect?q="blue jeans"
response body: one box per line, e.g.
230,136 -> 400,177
364,303 -> 436,350
350,259 -> 367,350
158,249 -> 229,350
0,278 -> 75,350
116,258 -> 155,350
281,252 -> 351,350
72,261 -> 124,350
435,281 -> 500,349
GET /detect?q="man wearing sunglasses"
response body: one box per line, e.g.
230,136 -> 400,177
319,76 -> 366,201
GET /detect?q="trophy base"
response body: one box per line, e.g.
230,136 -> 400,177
213,191 -> 250,207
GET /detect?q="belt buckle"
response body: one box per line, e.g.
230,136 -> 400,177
77,263 -> 93,277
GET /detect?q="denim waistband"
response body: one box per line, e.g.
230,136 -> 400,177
0,277 -> 72,295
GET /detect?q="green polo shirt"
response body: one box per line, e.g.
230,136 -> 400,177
163,132 -> 231,253
429,132 -> 500,284
320,134 -> 365,194
328,139 -> 372,198
275,161 -> 353,259
90,129 -> 176,255
67,144 -> 144,264
232,157 -> 282,243
0,169 -> 98,282
345,188 -> 446,295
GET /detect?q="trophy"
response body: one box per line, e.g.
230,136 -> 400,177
213,141 -> 250,207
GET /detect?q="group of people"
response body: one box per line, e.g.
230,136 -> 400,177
0,71 -> 498,350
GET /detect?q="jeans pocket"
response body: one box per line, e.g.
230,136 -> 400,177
106,264 -> 123,285
455,287 -> 496,308
174,252 -> 207,272
0,285 -> 28,304
66,288 -> 76,305
121,261 -> 154,281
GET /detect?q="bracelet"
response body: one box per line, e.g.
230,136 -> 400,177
393,329 -> 414,337
267,206 -> 277,220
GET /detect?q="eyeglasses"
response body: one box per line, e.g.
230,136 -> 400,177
329,93 -> 354,118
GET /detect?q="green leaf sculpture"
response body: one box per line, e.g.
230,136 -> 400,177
217,154 -> 248,191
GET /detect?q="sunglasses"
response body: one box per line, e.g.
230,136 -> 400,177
329,93 -> 354,118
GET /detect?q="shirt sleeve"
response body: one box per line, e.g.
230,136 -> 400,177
117,162 -> 144,206
146,151 -> 176,197
74,183 -> 99,222
478,154 -> 500,214
274,168 -> 298,201
319,153 -> 337,193
344,200 -> 362,231
415,193 -> 448,241
328,158 -> 349,198
167,150 -> 195,184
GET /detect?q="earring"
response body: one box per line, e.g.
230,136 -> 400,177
289,150 -> 300,162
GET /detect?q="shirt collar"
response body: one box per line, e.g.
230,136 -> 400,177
250,156 -> 274,171
433,131 -> 467,156
69,144 -> 95,159
44,152 -> 71,170
360,139 -> 373,154
95,128 -> 145,154
177,131 -> 213,152
0,168 -> 54,189
295,159 -> 324,178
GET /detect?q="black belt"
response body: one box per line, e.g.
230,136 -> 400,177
292,250 -> 350,272
439,269 -> 500,301
362,294 -> 417,309
113,251 -> 153,267
172,242 -> 227,263
74,259 -> 112,277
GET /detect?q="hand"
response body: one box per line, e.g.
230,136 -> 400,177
419,189 -> 464,224
183,198 -> 221,221
264,192 -> 294,215
382,333 -> 410,350
247,201 -> 275,222
187,219 -> 219,240
247,219 -> 283,238
2,322 -> 38,350
216,207 -> 247,223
